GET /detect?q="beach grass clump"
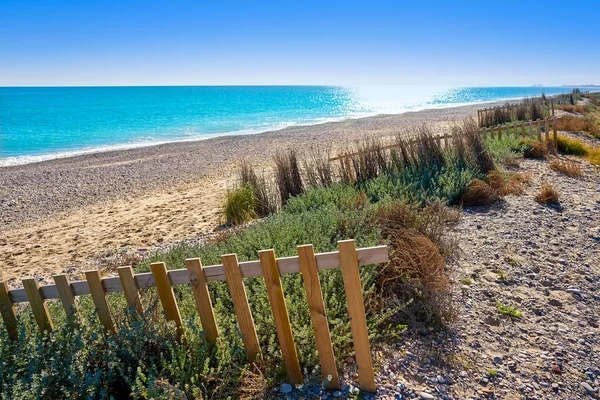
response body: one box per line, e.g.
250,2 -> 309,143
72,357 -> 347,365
273,148 -> 304,206
496,300 -> 522,319
521,139 -> 548,159
535,183 -> 560,204
549,159 -> 582,177
223,184 -> 258,225
301,145 -> 333,188
460,179 -> 498,206
239,160 -> 279,216
556,115 -> 599,135
556,135 -> 589,156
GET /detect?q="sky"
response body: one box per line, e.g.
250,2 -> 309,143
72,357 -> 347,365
1,0 -> 599,87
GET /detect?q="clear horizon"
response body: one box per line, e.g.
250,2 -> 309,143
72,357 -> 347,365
1,0 -> 599,86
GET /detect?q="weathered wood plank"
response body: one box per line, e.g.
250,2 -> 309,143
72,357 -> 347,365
222,253 -> 261,361
185,258 -> 219,346
53,274 -> 80,326
259,249 -> 303,384
0,282 -> 18,339
151,262 -> 185,340
338,240 -> 376,393
8,246 -> 389,303
297,245 -> 340,389
23,278 -> 53,333
85,270 -> 115,333
117,266 -> 144,315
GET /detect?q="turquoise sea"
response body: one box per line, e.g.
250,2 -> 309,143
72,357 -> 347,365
0,86 -> 597,166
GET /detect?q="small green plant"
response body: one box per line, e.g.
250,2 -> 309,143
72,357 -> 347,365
496,269 -> 509,282
461,278 -> 472,285
496,300 -> 522,318
556,135 -> 588,156
223,184 -> 257,225
487,368 -> 498,376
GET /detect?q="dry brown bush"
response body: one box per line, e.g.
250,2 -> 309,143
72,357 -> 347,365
556,115 -> 598,134
460,179 -> 498,206
522,140 -> 549,159
535,183 -> 560,204
371,200 -> 459,325
273,148 -> 304,206
549,159 -> 582,177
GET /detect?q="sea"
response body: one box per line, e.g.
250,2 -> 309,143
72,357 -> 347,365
0,85 -> 597,166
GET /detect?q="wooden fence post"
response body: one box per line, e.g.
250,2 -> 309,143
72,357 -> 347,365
544,118 -> 550,141
53,274 -> 80,327
497,125 -> 502,139
259,249 -> 303,385
521,121 -> 526,138
0,282 -> 18,340
117,266 -> 144,315
505,123 -> 510,138
529,120 -> 533,138
222,254 -> 262,361
298,244 -> 340,390
23,278 -> 53,333
537,119 -> 542,141
151,262 -> 185,341
85,270 -> 115,333
338,240 -> 376,393
185,258 -> 219,346
553,118 -> 558,145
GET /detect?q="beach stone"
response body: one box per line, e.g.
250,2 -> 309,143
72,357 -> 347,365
581,382 -> 597,394
280,383 -> 292,394
419,392 -> 435,400
493,356 -> 503,364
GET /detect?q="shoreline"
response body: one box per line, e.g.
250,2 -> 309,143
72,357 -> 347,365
1,101 -> 485,282
0,98 -> 522,168
1,101 -> 494,228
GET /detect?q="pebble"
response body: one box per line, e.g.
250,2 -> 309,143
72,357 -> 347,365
280,383 -> 292,394
581,382 -> 597,395
419,392 -> 435,399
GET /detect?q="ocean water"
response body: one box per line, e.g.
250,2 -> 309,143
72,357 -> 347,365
0,85 -> 596,166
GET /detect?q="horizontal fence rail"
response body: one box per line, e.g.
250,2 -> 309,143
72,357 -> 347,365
0,241 -> 388,392
5,245 -> 388,303
330,117 -> 557,163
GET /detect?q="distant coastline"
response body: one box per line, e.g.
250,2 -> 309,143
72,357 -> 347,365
2,85 -> 599,167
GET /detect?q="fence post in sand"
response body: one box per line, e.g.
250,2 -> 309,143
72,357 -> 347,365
185,258 -> 219,346
553,118 -> 558,145
505,123 -> 510,138
53,274 -> 81,327
23,278 -> 54,333
151,262 -> 185,341
544,118 -> 550,141
537,119 -> 542,141
297,244 -> 340,390
259,249 -> 303,385
497,124 -> 502,139
0,282 -> 18,340
529,120 -> 533,138
338,240 -> 376,393
85,270 -> 115,334
222,253 -> 262,361
117,265 -> 144,315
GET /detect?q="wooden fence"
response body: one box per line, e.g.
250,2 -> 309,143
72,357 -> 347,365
329,117 -> 558,165
0,240 -> 388,392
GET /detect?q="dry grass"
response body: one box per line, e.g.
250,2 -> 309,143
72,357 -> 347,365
549,159 -> 582,177
460,179 -> 498,206
559,104 -> 587,114
522,140 -> 548,159
535,183 -> 560,204
556,115 -> 599,135
301,145 -> 333,188
239,160 -> 278,216
273,148 -> 304,206
372,199 -> 459,325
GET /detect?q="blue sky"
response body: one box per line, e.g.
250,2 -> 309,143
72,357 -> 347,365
1,0 -> 598,86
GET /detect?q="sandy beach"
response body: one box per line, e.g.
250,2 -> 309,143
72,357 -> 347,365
1,102 -> 489,284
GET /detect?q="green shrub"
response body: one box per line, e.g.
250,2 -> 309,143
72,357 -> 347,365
223,184 -> 257,225
556,135 -> 589,156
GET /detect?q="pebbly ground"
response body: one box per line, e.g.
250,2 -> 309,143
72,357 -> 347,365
272,155 -> 599,399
